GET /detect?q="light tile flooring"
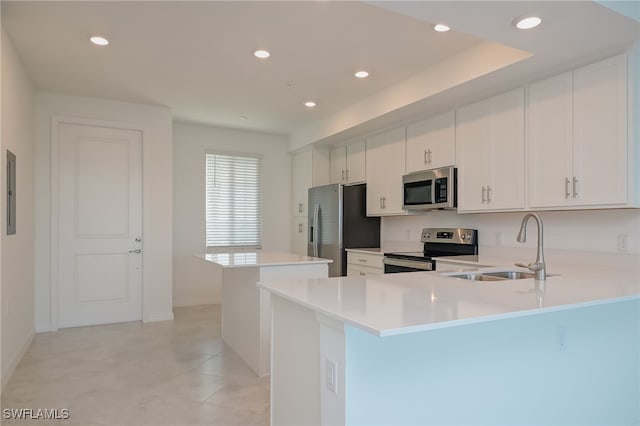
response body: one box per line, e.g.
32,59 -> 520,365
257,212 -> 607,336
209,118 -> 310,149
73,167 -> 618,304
1,305 -> 270,426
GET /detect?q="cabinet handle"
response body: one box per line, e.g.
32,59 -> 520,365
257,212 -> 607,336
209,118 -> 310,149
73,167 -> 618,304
359,271 -> 366,276
382,196 -> 386,209
298,223 -> 303,233
424,150 -> 428,165
427,149 -> 432,164
341,169 -> 345,181
565,178 -> 570,199
298,202 -> 303,213
358,258 -> 367,262
573,177 -> 578,198
487,186 -> 492,203
379,196 -> 383,209
481,186 -> 486,203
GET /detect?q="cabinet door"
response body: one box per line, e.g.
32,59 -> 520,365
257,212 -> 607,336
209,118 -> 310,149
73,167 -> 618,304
346,140 -> 366,184
406,111 -> 455,173
365,132 -> 387,216
573,54 -> 628,206
330,146 -> 346,184
527,73 -> 574,208
456,100 -> 491,211
382,127 -> 407,215
488,88 -> 525,210
292,150 -> 312,216
292,217 -> 308,256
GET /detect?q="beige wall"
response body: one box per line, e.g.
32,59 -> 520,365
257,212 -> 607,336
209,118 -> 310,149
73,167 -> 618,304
1,30 -> 36,388
35,93 -> 174,331
172,122 -> 290,306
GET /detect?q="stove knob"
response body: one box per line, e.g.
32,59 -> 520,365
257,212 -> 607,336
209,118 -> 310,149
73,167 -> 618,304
462,234 -> 468,240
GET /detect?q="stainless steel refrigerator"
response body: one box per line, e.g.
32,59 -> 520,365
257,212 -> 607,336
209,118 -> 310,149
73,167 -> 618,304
308,184 -> 380,277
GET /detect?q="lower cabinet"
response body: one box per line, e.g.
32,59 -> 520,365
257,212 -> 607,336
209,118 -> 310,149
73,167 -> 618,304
346,251 -> 384,275
292,217 -> 308,256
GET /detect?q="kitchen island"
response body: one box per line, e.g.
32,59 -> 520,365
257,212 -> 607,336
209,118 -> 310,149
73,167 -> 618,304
199,251 -> 331,377
259,251 -> 640,425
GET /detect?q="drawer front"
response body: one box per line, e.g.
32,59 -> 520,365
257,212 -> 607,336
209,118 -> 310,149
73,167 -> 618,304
347,251 -> 384,268
347,263 -> 384,277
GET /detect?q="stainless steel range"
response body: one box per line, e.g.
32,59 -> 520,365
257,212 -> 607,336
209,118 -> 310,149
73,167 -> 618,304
383,228 -> 478,273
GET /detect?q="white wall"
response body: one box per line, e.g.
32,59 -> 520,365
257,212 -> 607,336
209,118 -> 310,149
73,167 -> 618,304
383,209 -> 640,254
35,93 -> 173,331
172,122 -> 290,306
1,30 -> 36,388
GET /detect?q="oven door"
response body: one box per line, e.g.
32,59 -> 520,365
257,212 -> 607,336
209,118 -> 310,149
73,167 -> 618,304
383,257 -> 434,273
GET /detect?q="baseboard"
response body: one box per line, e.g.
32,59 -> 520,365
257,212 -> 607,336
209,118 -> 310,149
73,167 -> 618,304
143,311 -> 175,322
173,296 -> 220,307
1,332 -> 35,391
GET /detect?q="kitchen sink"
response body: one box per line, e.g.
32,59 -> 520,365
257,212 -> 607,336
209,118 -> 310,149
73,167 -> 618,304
444,270 -> 542,281
453,273 -> 506,281
483,271 -> 536,280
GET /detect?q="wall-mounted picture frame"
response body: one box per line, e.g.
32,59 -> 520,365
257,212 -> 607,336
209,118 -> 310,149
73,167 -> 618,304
7,149 -> 16,235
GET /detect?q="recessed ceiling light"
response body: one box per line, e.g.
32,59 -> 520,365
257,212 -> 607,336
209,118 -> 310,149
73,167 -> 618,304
354,71 -> 369,79
304,101 -> 316,108
90,36 -> 109,46
514,16 -> 542,30
254,50 -> 270,59
434,24 -> 450,32
240,115 -> 248,120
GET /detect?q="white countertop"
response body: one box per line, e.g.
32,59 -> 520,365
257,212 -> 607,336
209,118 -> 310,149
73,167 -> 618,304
259,249 -> 640,337
198,251 -> 332,268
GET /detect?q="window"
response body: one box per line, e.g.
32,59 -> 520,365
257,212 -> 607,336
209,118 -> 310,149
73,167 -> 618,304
205,152 -> 262,249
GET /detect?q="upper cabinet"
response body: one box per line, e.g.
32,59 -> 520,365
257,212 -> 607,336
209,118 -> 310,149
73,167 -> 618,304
292,148 -> 330,217
330,140 -> 366,185
457,88 -> 525,212
528,54 -> 629,209
573,54 -> 628,206
406,110 -> 456,173
366,127 -> 406,216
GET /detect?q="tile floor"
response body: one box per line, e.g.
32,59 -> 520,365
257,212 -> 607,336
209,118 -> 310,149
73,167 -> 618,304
1,305 -> 270,426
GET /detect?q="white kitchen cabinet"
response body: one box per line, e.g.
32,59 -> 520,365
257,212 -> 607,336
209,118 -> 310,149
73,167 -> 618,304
457,88 -> 525,212
346,251 -> 384,276
291,148 -> 329,255
292,148 -> 330,217
573,54 -> 628,206
330,139 -> 366,184
527,72 -> 574,208
292,217 -> 308,255
527,54 -> 628,208
406,111 -> 456,173
365,127 -> 406,216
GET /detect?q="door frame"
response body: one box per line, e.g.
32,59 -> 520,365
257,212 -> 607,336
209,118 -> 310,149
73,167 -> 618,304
50,115 -> 146,331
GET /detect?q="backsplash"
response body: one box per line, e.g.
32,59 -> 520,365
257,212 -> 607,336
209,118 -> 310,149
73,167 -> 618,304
382,209 -> 640,254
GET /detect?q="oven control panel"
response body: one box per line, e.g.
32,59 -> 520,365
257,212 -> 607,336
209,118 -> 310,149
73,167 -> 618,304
421,228 -> 477,245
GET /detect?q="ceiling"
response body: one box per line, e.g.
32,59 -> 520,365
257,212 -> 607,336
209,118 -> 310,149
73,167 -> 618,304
2,1 -> 639,148
1,1 -> 481,135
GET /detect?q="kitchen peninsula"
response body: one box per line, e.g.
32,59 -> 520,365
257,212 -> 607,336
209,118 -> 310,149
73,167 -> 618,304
199,251 -> 331,377
260,252 -> 640,425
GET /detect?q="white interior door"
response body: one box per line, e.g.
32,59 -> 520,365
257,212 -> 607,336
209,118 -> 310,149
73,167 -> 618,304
58,122 -> 142,328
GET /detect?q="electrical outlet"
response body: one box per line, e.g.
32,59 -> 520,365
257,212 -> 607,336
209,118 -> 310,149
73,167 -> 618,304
556,325 -> 567,351
617,234 -> 629,253
325,359 -> 338,394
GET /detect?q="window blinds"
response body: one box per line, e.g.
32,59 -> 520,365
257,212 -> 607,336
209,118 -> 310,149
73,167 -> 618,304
205,153 -> 262,249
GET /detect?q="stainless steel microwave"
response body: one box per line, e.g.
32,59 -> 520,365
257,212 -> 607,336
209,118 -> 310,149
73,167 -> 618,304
402,166 -> 457,211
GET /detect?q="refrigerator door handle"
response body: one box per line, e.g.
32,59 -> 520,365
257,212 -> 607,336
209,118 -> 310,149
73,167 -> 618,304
312,204 -> 320,257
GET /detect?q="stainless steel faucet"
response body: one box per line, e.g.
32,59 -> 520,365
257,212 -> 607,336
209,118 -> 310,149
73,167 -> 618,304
515,213 -> 546,281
